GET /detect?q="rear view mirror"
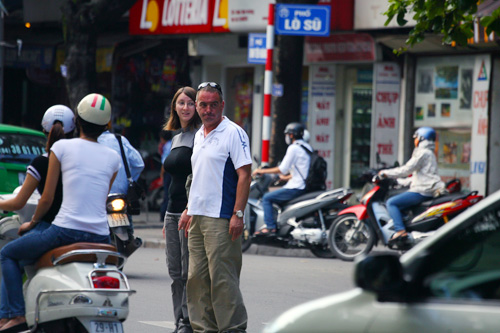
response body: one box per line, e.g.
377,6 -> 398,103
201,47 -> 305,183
354,253 -> 406,301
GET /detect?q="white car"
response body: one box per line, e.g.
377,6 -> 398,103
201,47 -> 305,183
264,189 -> 500,333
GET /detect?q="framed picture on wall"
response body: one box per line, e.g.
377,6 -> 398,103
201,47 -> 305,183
435,66 -> 458,99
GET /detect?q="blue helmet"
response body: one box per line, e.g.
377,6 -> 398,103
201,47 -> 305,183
413,127 -> 436,142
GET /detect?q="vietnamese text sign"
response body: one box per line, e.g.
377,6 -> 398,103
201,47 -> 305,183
309,64 -> 335,189
275,4 -> 330,36
371,63 -> 401,168
248,33 -> 267,64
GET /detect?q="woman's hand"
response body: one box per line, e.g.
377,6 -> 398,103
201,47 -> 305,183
18,221 -> 34,236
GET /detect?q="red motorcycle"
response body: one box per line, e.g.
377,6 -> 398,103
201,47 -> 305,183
328,176 -> 483,261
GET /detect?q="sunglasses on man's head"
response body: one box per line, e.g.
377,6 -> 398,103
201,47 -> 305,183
197,82 -> 222,93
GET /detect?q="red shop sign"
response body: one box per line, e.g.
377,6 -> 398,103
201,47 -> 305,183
305,33 -> 375,62
129,0 -> 229,35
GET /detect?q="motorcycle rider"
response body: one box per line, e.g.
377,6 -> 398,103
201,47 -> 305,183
0,93 -> 121,332
252,122 -> 312,237
98,120 -> 144,237
0,105 -> 75,330
379,127 -> 445,244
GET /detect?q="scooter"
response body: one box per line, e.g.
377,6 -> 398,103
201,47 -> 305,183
328,175 -> 483,261
0,190 -> 135,332
107,193 -> 143,259
242,174 -> 353,258
23,242 -> 135,332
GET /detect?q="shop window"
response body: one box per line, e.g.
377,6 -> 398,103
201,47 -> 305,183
350,87 -> 372,187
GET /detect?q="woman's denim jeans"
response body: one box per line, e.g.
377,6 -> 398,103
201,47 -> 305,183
0,224 -> 110,318
386,191 -> 431,232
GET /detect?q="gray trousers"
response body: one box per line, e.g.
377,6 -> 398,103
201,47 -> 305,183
165,213 -> 190,326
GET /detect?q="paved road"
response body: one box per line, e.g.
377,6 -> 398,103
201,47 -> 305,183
122,246 -> 355,333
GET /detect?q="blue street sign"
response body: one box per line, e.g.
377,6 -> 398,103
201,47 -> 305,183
275,4 -> 330,37
248,33 -> 267,64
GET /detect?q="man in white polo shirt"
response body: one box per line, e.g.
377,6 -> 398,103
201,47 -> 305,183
179,81 -> 251,333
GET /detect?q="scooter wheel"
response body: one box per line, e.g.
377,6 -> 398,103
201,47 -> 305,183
328,214 -> 376,261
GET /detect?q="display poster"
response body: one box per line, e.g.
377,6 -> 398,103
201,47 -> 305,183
371,62 -> 401,167
470,55 -> 490,194
414,56 -> 475,127
414,55 -> 490,194
309,65 -> 335,189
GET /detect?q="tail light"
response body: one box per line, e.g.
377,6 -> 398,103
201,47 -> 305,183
92,276 -> 120,289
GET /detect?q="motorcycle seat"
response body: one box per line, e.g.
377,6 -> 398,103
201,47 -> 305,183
35,242 -> 119,271
420,192 -> 469,207
285,191 -> 323,206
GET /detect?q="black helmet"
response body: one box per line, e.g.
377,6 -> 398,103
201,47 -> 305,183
284,122 -> 304,139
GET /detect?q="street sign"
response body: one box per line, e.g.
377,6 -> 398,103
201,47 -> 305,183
272,83 -> 283,97
248,33 -> 267,64
275,4 -> 330,37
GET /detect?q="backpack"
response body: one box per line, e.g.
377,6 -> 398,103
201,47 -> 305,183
298,144 -> 327,192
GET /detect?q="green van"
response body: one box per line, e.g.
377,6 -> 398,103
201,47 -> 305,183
0,124 -> 46,194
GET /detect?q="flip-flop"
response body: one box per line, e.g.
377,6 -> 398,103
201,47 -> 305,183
254,227 -> 276,237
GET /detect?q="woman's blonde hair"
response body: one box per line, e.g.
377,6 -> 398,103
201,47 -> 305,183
164,86 -> 201,131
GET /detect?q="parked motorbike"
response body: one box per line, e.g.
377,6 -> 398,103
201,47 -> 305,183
106,193 -> 143,258
328,175 -> 483,261
145,176 -> 163,211
242,174 -> 353,258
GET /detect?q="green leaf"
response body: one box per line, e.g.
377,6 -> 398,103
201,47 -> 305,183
397,10 -> 408,26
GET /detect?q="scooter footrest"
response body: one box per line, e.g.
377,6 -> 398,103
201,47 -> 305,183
36,242 -> 119,270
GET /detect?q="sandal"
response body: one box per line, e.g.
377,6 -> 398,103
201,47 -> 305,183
389,231 -> 408,243
254,227 -> 276,237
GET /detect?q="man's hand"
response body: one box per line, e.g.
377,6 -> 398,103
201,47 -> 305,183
178,209 -> 192,238
251,169 -> 262,177
229,215 -> 244,241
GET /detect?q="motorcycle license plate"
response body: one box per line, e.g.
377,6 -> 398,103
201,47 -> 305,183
107,213 -> 130,227
91,321 -> 123,333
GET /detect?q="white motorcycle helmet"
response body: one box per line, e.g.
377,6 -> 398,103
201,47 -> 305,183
41,105 -> 76,134
77,93 -> 112,125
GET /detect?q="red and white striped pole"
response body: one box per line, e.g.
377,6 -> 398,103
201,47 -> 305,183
261,3 -> 274,166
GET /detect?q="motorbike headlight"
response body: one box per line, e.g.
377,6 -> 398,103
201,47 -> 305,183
107,198 -> 127,212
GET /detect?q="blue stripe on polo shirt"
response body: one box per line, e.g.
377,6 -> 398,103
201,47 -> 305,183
220,156 -> 238,218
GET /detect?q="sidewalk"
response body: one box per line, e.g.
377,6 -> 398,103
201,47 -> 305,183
132,210 -> 316,258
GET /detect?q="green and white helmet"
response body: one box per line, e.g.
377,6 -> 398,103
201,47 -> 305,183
77,93 -> 111,125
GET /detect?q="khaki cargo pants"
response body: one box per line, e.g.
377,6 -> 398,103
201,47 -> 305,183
187,215 -> 247,333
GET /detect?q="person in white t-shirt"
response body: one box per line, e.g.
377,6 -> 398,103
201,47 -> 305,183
252,122 -> 312,237
0,93 -> 121,331
178,82 -> 251,333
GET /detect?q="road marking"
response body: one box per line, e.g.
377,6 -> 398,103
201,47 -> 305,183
139,321 -> 176,329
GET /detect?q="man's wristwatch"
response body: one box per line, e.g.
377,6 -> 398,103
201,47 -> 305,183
234,210 -> 244,218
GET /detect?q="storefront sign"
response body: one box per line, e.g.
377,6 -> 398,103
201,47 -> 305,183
129,0 -> 229,35
305,34 -> 375,63
275,4 -> 330,36
371,63 -> 400,167
354,0 -> 415,30
309,65 -> 335,189
228,0 -> 273,32
470,55 -> 490,195
248,33 -> 267,64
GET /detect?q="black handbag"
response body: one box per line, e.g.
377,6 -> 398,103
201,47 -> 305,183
115,134 -> 145,215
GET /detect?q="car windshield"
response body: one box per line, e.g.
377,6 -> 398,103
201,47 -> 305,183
422,203 -> 500,301
0,133 -> 46,163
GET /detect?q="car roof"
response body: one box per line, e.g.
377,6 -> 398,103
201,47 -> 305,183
400,189 -> 499,265
0,124 -> 45,137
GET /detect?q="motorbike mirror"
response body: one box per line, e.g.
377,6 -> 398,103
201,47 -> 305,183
376,153 -> 381,164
